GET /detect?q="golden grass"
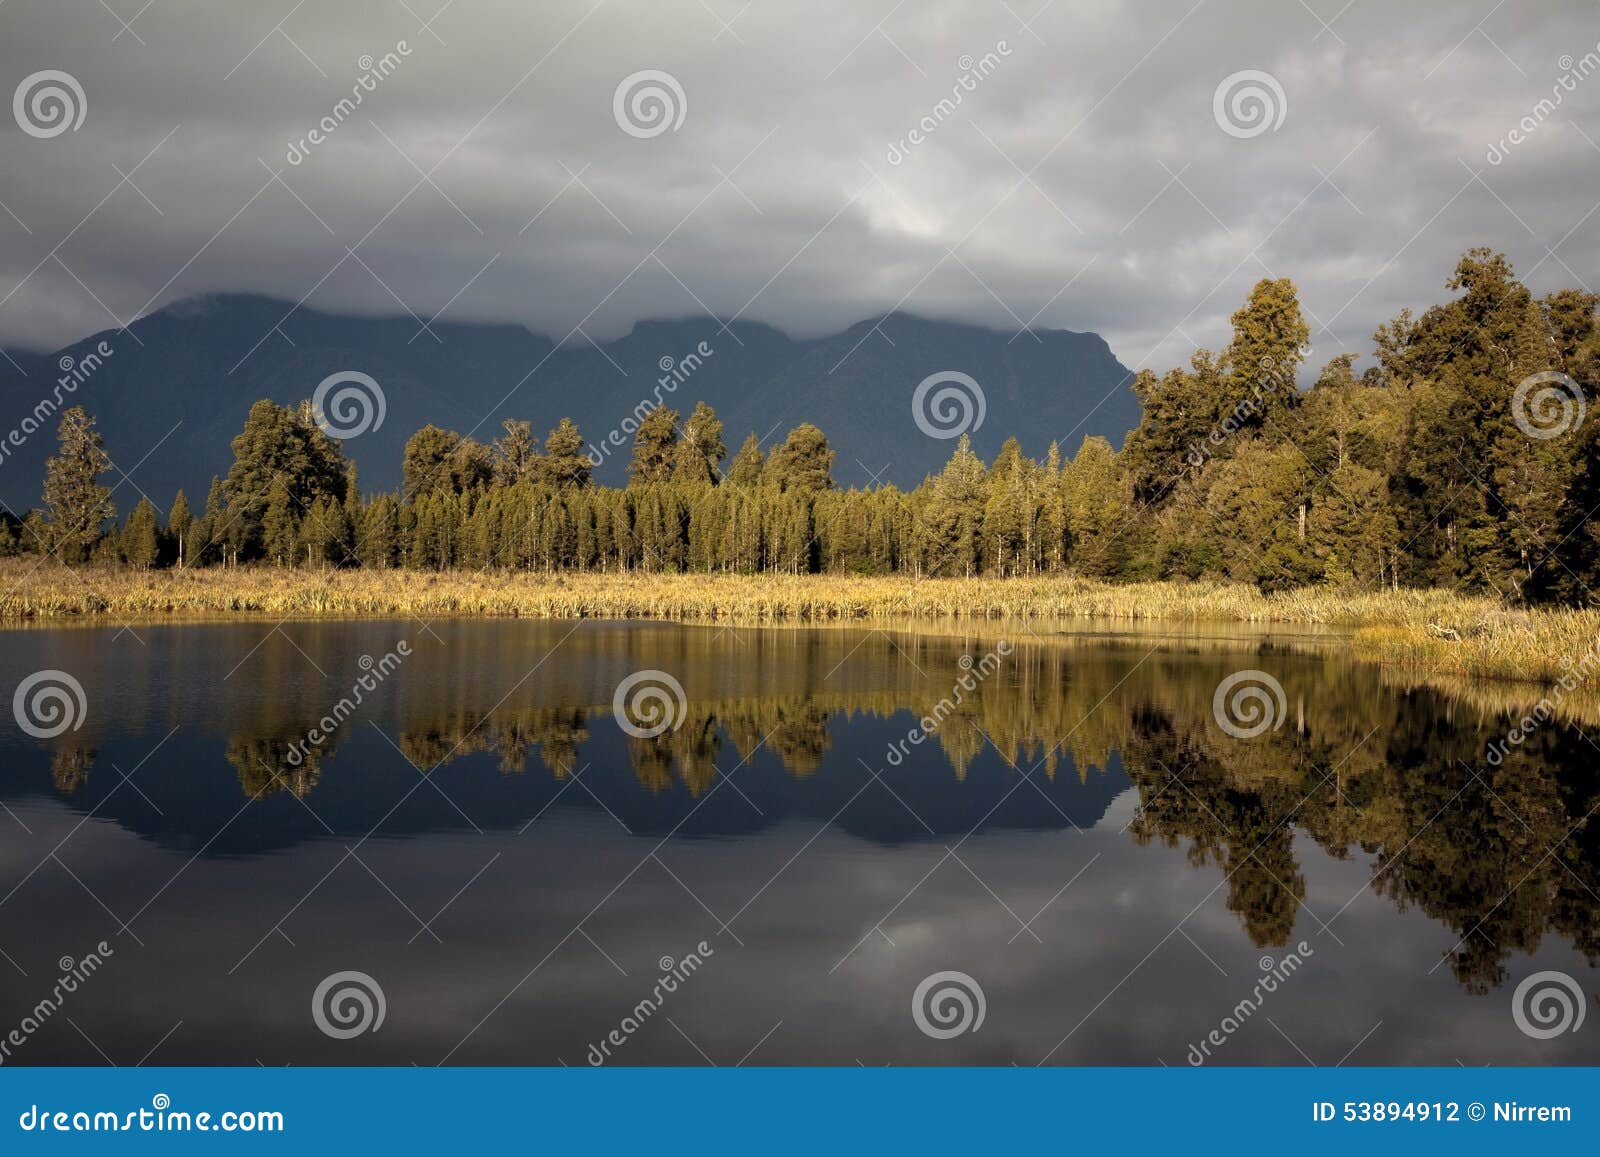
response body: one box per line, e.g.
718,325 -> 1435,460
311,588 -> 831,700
2,560 -> 1597,686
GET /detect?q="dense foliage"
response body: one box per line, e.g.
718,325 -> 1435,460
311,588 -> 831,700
9,248 -> 1598,603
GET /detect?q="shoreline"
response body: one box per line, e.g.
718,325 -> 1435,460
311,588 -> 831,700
3,562 -> 1598,689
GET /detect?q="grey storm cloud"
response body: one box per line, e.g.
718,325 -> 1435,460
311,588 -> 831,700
1,0 -> 1598,376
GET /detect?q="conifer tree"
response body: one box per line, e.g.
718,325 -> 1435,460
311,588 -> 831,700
300,496 -> 350,567
195,477 -> 227,567
627,408 -> 679,485
167,490 -> 192,569
725,433 -> 765,487
492,419 -> 539,487
42,405 -> 114,564
674,401 -> 725,485
1062,436 -> 1129,578
403,424 -> 491,499
1039,442 -> 1068,571
544,418 -> 592,489
358,495 -> 399,569
982,437 -> 1038,575
920,435 -> 986,576
123,496 -> 160,569
766,423 -> 834,493
261,477 -> 298,566
1222,277 -> 1311,431
221,400 -> 348,560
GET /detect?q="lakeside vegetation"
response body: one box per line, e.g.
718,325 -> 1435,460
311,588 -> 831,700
5,561 -> 1600,689
3,246 -> 1600,688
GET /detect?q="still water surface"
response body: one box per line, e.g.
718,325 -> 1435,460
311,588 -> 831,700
1,620 -> 1595,1065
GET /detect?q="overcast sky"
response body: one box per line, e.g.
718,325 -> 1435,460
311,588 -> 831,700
2,0 -> 1598,374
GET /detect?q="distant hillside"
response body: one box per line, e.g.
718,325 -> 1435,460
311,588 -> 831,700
0,294 -> 1136,512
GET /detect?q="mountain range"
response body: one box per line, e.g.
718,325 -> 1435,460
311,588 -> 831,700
0,294 -> 1137,513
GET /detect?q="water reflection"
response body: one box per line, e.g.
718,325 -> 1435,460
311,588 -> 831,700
1,620 -> 1596,1063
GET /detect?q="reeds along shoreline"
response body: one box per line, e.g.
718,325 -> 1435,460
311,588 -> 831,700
3,561 -> 1600,688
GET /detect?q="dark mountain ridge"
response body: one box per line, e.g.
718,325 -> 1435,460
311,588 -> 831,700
0,294 -> 1137,512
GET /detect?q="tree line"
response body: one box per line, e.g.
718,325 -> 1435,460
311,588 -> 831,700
5,246 -> 1597,601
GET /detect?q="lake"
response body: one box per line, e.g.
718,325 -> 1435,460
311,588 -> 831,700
1,619 -> 1595,1066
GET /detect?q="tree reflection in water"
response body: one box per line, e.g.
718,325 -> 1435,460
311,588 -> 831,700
25,623 -> 1600,997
